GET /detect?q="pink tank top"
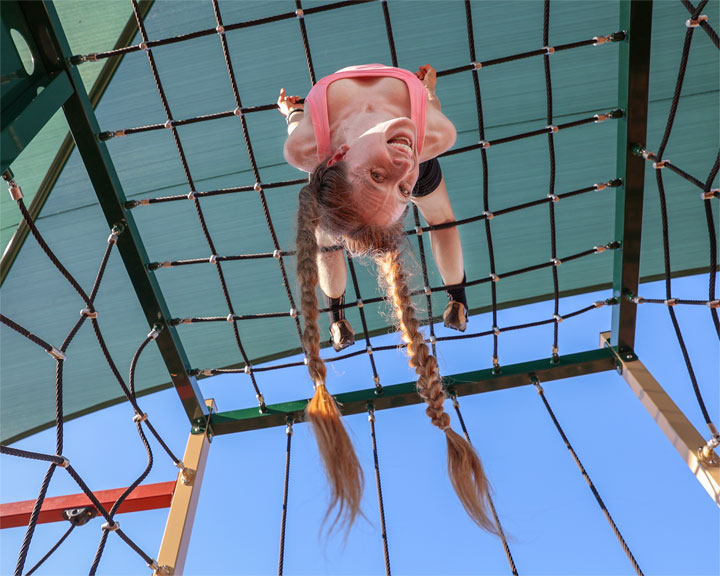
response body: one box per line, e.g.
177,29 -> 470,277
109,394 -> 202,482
305,64 -> 427,161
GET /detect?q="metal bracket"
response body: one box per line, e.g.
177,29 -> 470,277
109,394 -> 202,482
62,506 -> 97,526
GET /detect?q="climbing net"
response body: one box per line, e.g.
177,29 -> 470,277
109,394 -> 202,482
1,0 -> 718,574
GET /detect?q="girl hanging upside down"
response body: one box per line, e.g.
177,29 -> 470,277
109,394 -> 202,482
279,64 -> 497,534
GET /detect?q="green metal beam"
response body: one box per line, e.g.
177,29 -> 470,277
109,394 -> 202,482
20,0 -> 208,424
611,0 -> 653,352
205,348 -> 617,435
1,72 -> 73,173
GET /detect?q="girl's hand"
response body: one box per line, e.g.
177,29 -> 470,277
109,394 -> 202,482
416,64 -> 437,93
278,88 -> 303,117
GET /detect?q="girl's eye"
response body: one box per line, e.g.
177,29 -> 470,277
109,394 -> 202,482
399,186 -> 411,198
371,171 -> 383,182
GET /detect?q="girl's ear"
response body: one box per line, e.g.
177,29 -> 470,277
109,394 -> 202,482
327,144 -> 349,167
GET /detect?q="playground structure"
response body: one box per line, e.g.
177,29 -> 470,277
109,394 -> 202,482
1,0 -> 718,574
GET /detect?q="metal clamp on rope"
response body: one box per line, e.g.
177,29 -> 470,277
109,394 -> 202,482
368,405 -> 375,423
530,374 -> 543,393
273,249 -> 281,259
450,392 -> 459,409
216,24 -> 225,35
593,300 -> 606,308
707,300 -> 720,309
187,190 -> 196,200
543,46 -> 555,55
139,41 -> 149,51
423,285 -> 431,296
101,521 -> 120,531
366,345 -> 373,355
80,307 -> 98,319
254,182 -> 263,193
197,369 -> 213,376
295,8 -> 304,18
164,119 -> 174,130
698,433 -> 720,465
57,456 -> 70,468
478,140 -> 490,149
632,296 -> 645,304
592,34 -> 612,45
472,61 -> 483,70
256,393 -> 265,407
553,313 -> 563,323
652,159 -> 669,169
209,254 -> 218,264
547,194 -> 559,203
702,188 -> 719,200
147,325 -> 161,340
226,313 -> 235,322
594,245 -> 606,253
244,364 -> 252,374
551,258 -> 562,266
289,307 -> 297,318
546,125 -> 558,133
356,299 -> 363,308
483,210 -> 494,219
664,298 -> 678,306
233,106 -> 243,117
133,412 -> 148,423
686,15 -> 708,27
48,346 -> 66,361
593,112 -> 612,123
7,180 -> 22,201
492,325 -> 500,335
490,273 -> 499,282
286,417 -> 294,435
594,181 -> 609,191
415,225 -> 423,236
429,335 -> 437,344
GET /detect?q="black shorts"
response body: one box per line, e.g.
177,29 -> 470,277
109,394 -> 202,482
411,158 -> 443,198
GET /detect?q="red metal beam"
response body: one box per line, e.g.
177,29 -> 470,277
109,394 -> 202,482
0,481 -> 176,529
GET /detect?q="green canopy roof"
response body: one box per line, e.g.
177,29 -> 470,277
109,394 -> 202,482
1,0 -> 717,443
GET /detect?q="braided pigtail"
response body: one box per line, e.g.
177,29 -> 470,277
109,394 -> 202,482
296,177 -> 364,531
377,247 -> 498,534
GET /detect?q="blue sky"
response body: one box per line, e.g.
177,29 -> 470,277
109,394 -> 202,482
1,275 -> 718,575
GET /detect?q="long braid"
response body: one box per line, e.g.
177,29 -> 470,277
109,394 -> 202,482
296,181 -> 364,531
378,248 -> 498,534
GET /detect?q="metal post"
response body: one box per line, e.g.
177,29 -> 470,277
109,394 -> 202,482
600,332 -> 720,506
611,0 -> 653,352
154,399 -> 216,575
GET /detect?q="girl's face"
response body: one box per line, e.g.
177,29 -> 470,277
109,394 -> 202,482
336,118 -> 420,226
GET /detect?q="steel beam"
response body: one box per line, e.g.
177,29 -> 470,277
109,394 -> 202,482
611,0 -> 653,352
600,332 -> 720,506
207,348 -> 617,436
0,481 -> 175,529
154,399 -> 216,576
19,1 -> 207,424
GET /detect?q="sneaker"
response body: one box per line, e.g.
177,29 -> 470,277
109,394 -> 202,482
443,301 -> 468,332
329,318 -> 355,352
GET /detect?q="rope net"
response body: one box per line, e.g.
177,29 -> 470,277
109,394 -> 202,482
0,0 -> 717,573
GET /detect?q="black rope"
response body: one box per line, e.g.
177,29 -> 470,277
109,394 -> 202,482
533,379 -> 643,575
703,151 -> 720,339
368,407 -> 391,576
210,0 -> 307,375
681,0 -> 720,48
543,0 -> 561,363
464,0 -> 501,370
277,419 -> 293,576
15,464 -> 57,576
24,523 -> 75,576
450,394 -> 517,575
651,1 -> 717,427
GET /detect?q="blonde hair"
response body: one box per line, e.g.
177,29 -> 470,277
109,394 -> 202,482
296,161 -> 497,533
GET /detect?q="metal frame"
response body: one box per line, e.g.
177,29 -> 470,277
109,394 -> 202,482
154,399 -> 216,576
0,481 -> 175,529
601,333 -> 720,506
205,348 -> 617,435
611,0 -> 653,353
11,0 -> 208,424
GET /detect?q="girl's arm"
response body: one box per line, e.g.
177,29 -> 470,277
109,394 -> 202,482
416,65 -> 457,162
278,88 -> 318,172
